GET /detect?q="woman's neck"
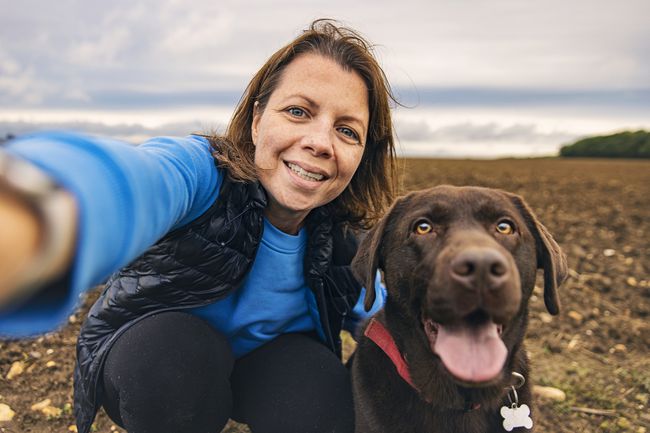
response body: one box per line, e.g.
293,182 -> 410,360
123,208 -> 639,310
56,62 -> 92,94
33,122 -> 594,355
263,205 -> 308,235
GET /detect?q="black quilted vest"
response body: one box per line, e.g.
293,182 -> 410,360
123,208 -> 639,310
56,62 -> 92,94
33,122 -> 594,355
73,175 -> 362,433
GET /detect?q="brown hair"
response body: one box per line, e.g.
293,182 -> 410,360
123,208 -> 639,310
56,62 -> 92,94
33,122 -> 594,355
208,19 -> 398,229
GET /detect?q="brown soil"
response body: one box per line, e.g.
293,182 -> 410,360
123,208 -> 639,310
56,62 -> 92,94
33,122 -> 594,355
1,157 -> 648,433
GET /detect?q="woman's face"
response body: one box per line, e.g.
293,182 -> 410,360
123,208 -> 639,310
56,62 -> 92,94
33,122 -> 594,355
252,53 -> 369,234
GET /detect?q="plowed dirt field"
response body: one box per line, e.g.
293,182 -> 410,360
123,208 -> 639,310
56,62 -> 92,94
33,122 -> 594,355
1,157 -> 648,433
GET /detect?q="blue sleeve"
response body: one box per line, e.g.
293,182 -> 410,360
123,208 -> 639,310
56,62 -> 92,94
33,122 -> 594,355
0,131 -> 222,337
343,271 -> 386,336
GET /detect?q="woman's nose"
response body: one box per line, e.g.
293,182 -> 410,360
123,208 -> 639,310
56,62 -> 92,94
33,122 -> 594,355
302,124 -> 334,157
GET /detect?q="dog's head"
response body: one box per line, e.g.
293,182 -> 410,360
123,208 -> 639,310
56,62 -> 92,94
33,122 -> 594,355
352,185 -> 567,386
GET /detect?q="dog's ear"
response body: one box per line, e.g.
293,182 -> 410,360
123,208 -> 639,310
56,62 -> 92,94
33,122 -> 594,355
352,197 -> 403,312
508,194 -> 568,315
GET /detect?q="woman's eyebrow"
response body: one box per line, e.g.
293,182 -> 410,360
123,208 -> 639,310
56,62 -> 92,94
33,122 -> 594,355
338,114 -> 367,130
286,94 -> 319,110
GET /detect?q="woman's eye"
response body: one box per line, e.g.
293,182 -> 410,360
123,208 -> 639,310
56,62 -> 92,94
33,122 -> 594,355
415,221 -> 433,235
496,220 -> 515,235
337,126 -> 360,142
287,107 -> 306,117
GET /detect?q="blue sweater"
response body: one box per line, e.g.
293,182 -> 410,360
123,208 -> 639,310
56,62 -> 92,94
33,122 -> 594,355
0,132 -> 385,356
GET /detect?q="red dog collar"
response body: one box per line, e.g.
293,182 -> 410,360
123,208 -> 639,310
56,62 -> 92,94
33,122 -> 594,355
364,318 -> 481,411
364,318 -> 416,388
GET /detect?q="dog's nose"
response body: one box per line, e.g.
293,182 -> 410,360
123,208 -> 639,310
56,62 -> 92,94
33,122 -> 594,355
450,248 -> 510,291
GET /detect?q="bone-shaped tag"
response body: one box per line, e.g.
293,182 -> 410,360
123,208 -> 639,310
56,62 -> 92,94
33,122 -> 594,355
500,403 -> 533,431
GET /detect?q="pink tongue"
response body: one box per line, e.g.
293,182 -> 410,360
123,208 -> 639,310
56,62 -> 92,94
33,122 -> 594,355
432,322 -> 507,383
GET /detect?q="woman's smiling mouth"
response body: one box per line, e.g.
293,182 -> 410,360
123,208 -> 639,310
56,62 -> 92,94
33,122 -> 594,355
285,161 -> 328,182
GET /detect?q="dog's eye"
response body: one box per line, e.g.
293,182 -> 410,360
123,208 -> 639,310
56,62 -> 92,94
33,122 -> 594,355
415,221 -> 433,235
496,220 -> 515,235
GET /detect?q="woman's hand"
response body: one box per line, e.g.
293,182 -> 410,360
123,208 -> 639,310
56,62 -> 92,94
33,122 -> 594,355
0,170 -> 78,308
0,190 -> 42,303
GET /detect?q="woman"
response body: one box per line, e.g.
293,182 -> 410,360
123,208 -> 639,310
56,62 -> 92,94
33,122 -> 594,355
0,20 -> 397,433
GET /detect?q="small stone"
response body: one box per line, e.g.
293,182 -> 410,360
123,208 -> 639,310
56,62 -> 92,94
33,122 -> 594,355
617,417 -> 631,429
600,276 -> 614,291
30,351 -> 42,359
614,344 -> 627,352
568,311 -> 584,324
539,312 -> 553,324
30,399 -> 62,418
533,385 -> 566,401
638,427 -> 647,433
624,257 -> 634,265
45,349 -> 54,355
40,405 -> 62,418
603,249 -> 616,257
68,315 -> 77,324
570,245 -> 587,258
635,393 -> 648,405
31,399 -> 52,411
46,361 -> 57,368
0,403 -> 15,422
567,336 -> 580,350
627,277 -> 638,287
6,361 -> 25,380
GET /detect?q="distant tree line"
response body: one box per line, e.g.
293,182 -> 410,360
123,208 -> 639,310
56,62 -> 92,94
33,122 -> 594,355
560,130 -> 650,158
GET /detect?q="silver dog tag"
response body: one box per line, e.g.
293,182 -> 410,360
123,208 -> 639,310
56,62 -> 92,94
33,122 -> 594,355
500,403 -> 533,431
501,384 -> 533,431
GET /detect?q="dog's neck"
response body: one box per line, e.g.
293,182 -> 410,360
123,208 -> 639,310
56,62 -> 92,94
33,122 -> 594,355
364,317 -> 483,411
364,318 -> 417,389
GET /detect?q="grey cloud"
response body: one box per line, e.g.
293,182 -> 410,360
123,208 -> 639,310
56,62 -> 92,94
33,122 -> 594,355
393,119 -> 435,142
397,88 -> 650,109
2,0 -> 649,111
395,119 -> 578,145
3,84 -> 649,111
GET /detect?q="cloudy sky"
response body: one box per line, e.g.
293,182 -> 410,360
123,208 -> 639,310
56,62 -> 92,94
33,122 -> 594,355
1,0 -> 648,157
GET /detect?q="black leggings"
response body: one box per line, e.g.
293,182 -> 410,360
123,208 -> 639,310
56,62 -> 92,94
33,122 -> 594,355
101,312 -> 354,433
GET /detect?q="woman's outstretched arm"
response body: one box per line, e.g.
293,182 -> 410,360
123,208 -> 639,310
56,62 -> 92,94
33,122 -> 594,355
0,131 -> 221,337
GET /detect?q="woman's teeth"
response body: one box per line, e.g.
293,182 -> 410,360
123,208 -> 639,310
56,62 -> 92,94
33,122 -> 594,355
287,162 -> 324,181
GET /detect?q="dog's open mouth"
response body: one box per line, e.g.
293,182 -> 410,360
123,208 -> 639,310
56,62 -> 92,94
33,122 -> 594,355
422,311 -> 507,385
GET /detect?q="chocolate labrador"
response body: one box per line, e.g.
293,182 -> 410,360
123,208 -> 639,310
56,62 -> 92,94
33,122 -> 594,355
350,185 -> 567,433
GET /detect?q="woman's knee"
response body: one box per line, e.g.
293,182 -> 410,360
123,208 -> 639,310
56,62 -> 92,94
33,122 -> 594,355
102,311 -> 235,431
231,333 -> 354,433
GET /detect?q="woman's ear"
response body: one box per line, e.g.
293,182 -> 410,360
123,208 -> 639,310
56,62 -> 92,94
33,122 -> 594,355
251,101 -> 260,146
